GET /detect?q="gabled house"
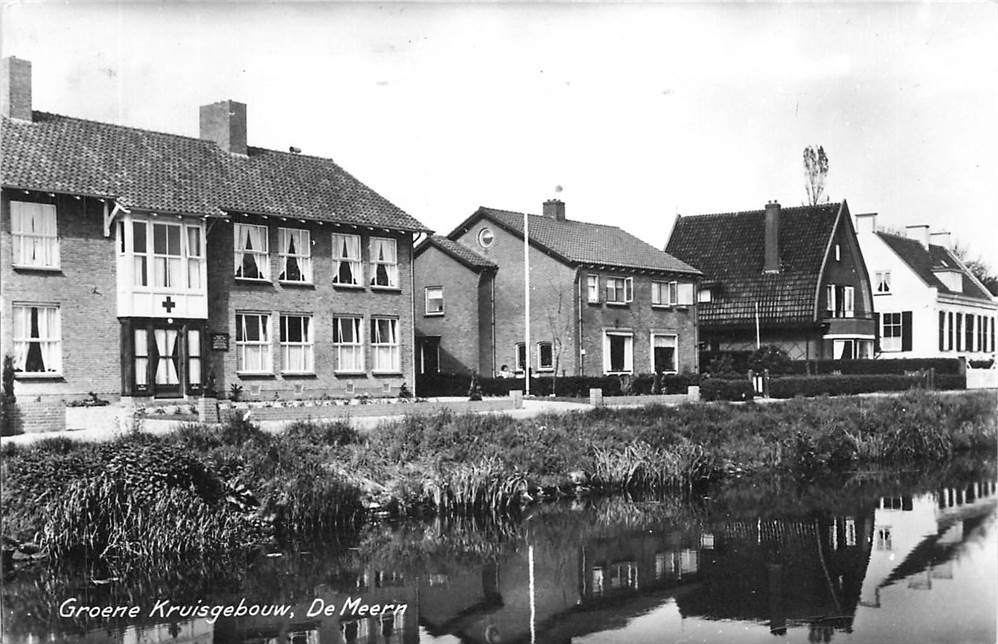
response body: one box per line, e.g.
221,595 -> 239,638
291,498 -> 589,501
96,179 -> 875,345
414,200 -> 702,378
1,57 -> 429,405
854,214 -> 996,360
666,200 -> 877,360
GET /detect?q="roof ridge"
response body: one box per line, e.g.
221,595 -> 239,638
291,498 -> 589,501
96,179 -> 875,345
480,206 -> 625,232
682,202 -> 842,219
11,110 -> 213,146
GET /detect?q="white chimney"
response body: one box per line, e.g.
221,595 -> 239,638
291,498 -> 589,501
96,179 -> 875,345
930,231 -> 952,250
905,224 -> 930,250
854,212 -> 877,234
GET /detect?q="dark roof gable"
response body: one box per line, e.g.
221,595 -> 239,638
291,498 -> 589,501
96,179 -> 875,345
416,235 -> 497,271
877,232 -> 992,301
666,202 -> 844,326
1,111 -> 429,232
451,206 -> 700,275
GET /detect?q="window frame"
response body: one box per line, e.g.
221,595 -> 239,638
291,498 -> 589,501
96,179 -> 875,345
277,227 -> 313,284
10,201 -> 60,270
332,316 -> 365,374
652,281 -> 678,307
537,341 -> 554,372
424,286 -> 445,316
332,233 -> 363,287
369,237 -> 399,289
881,312 -> 903,352
602,330 -> 634,375
234,223 -> 271,281
235,312 -> 273,374
605,277 -> 633,305
279,314 -> 315,374
370,316 -> 401,373
151,220 -> 184,289
650,332 -> 678,374
11,303 -> 62,375
875,270 -> 892,294
587,274 -> 600,304
514,343 -> 527,374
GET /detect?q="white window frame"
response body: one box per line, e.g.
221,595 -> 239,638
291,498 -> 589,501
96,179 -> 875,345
151,221 -> 184,289
10,201 -> 59,269
835,243 -> 841,261
425,286 -> 444,316
826,284 -> 836,317
603,331 -> 634,375
650,332 -> 678,374
514,343 -> 526,374
875,270 -> 891,294
537,341 -> 554,372
587,274 -> 600,304
369,237 -> 399,288
698,288 -> 712,303
332,233 -> 362,286
652,281 -> 678,306
333,316 -> 364,373
279,314 -> 314,374
186,225 -> 203,290
278,228 -> 312,284
11,303 -> 62,375
605,277 -> 633,305
881,312 -> 903,352
235,313 -> 272,374
843,286 -> 855,318
371,317 -> 400,373
234,223 -> 270,281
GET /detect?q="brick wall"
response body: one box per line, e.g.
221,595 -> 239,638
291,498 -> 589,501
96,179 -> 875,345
206,218 -> 417,399
14,398 -> 66,433
413,245 -> 484,374
0,190 -> 120,403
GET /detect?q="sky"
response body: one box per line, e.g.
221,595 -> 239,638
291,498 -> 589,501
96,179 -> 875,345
3,1 -> 997,265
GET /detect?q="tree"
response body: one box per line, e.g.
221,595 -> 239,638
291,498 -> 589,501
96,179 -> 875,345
951,242 -> 998,296
803,145 -> 829,206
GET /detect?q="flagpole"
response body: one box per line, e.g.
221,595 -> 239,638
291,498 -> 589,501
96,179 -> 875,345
524,210 -> 531,396
755,302 -> 761,349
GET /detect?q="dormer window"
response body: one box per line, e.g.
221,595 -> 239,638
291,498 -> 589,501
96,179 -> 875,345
875,271 -> 891,294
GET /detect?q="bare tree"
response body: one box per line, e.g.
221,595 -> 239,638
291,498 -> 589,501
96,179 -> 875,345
803,145 -> 829,206
951,242 -> 998,296
540,279 -> 574,396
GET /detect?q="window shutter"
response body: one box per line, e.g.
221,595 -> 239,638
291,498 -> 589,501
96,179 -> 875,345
901,311 -> 913,351
874,312 -> 881,353
938,311 -> 945,352
678,283 -> 694,305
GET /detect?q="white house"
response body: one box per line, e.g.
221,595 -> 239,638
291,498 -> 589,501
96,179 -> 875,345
854,213 -> 996,362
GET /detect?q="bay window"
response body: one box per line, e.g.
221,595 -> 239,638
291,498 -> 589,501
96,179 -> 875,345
234,223 -> 269,280
152,222 -> 183,288
10,201 -> 59,269
369,237 -> 398,288
12,304 -> 61,374
371,317 -> 400,372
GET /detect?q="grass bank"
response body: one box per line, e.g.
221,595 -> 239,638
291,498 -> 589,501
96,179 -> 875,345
1,391 -> 995,561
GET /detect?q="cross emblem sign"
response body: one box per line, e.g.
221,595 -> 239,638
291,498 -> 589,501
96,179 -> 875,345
161,296 -> 177,313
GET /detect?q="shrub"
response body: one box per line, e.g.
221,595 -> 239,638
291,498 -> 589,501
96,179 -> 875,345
700,379 -> 755,401
787,357 -> 963,376
769,374 -> 924,398
1,354 -> 18,436
748,345 -> 793,375
285,419 -> 360,447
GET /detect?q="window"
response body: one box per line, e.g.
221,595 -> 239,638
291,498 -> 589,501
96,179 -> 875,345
939,311 -> 946,352
603,331 -> 633,374
134,328 -> 149,390
948,311 -> 955,350
10,201 -> 59,268
587,275 -> 600,303
133,222 -> 149,286
843,286 -> 855,317
698,288 -> 712,303
187,329 -> 202,389
965,314 -> 974,352
186,226 -> 203,289
12,304 -> 61,374
515,343 -> 526,373
875,526 -> 893,551
882,313 -> 903,352
333,317 -> 364,372
280,315 -> 314,373
234,224 -> 269,280
651,333 -> 677,373
605,277 -> 633,304
537,342 -> 553,371
425,286 -> 444,315
835,244 -> 841,261
826,284 -> 855,318
369,237 -> 398,288
371,318 -> 400,372
152,222 -> 183,288
875,271 -> 891,294
833,339 -> 855,360
278,228 -> 311,283
332,233 -> 362,285
235,313 -> 271,373
652,281 -> 678,306
477,227 -> 495,249
956,313 -> 964,351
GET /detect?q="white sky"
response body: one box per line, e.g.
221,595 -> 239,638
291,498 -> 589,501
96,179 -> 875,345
3,2 -> 997,264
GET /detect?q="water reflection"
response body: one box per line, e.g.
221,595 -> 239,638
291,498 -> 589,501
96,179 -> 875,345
2,469 -> 995,644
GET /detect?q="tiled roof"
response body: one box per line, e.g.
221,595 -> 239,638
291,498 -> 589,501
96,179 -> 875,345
460,207 -> 700,275
1,111 -> 429,232
666,203 -> 843,326
417,235 -> 497,271
877,232 -> 992,301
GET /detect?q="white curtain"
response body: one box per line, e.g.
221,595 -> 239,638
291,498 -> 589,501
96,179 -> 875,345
155,329 -> 179,384
372,318 -> 399,371
247,225 -> 265,277
11,306 -> 29,370
187,329 -> 201,385
134,329 -> 148,386
335,318 -> 362,371
12,202 -> 57,267
370,238 -> 398,287
333,234 -> 361,284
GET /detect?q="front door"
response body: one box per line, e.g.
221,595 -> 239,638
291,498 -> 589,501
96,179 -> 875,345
151,326 -> 182,398
128,321 -> 203,398
419,337 -> 440,374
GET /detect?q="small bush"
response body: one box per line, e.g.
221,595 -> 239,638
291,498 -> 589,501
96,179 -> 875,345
700,379 -> 755,401
769,374 -> 923,398
285,420 -> 360,447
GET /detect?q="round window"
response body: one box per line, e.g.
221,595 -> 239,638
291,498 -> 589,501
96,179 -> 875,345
477,227 -> 495,248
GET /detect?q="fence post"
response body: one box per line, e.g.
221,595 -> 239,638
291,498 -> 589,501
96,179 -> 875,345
764,368 -> 770,398
510,390 -> 523,409
589,388 -> 603,407
687,385 -> 701,402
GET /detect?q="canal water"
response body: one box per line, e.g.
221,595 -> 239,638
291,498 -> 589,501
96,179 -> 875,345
2,461 -> 995,644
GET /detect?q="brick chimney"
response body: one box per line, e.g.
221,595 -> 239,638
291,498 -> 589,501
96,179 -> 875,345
854,212 -> 877,234
905,224 -> 930,250
1,57 -> 32,121
763,200 -> 780,273
929,231 -> 951,250
543,199 -> 566,221
199,100 -> 247,155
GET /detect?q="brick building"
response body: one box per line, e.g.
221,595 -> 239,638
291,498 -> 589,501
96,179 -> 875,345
666,200 -> 877,360
414,200 -> 702,378
0,57 -> 429,405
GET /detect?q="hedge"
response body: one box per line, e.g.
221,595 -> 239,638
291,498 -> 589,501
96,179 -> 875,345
416,373 -> 699,398
769,374 -> 932,398
700,379 -> 756,401
786,358 -> 964,376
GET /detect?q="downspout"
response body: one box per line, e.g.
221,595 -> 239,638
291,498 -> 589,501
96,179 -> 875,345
409,232 -> 418,390
490,270 -> 497,376
577,268 -> 585,376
